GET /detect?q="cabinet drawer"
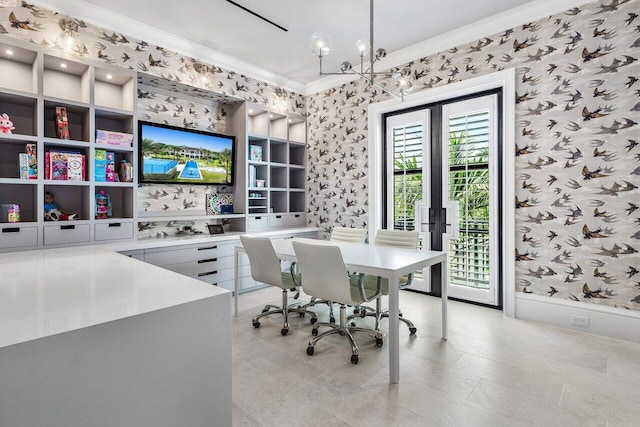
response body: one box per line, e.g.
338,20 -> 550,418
94,222 -> 134,241
144,244 -> 223,266
195,265 -> 250,285
43,224 -> 90,245
247,215 -> 268,230
269,214 -> 287,228
0,226 -> 38,249
288,213 -> 306,227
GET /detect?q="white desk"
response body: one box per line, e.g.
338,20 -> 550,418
234,237 -> 448,384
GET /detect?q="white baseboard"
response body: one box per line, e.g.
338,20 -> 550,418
515,294 -> 640,343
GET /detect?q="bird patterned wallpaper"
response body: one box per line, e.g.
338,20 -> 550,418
0,1 -> 637,310
305,0 -> 639,311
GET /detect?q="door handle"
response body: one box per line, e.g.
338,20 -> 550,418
444,200 -> 459,240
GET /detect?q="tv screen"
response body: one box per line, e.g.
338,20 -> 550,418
138,121 -> 235,185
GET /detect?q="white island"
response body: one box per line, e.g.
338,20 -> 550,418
0,246 -> 231,427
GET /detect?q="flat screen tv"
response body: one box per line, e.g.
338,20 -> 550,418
138,121 -> 235,185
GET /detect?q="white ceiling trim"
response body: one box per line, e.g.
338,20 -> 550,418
31,0 -> 307,94
305,0 -> 593,96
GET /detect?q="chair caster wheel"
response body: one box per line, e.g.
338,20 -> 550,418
409,327 -> 417,335
299,312 -> 305,317
360,311 -> 366,318
281,328 -> 288,336
306,346 -> 314,356
376,338 -> 383,347
329,317 -> 336,324
252,321 -> 260,328
312,328 -> 318,336
351,354 -> 358,364
353,308 -> 360,314
310,317 -> 318,324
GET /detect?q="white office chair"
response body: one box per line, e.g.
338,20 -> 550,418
293,240 -> 384,364
240,235 -> 317,336
303,226 -> 368,323
352,229 -> 419,335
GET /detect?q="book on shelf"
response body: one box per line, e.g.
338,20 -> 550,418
96,129 -> 134,148
26,144 -> 37,179
95,149 -> 107,182
45,150 -> 86,180
249,164 -> 256,187
55,106 -> 70,139
249,145 -> 263,161
18,153 -> 29,179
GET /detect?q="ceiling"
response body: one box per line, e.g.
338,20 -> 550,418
51,0 -> 542,89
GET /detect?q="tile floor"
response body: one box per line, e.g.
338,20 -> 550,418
231,287 -> 640,426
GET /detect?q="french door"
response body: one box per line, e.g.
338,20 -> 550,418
384,91 -> 502,307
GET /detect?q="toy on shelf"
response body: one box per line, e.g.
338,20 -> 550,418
44,191 -> 78,221
0,113 -> 14,134
95,190 -> 112,219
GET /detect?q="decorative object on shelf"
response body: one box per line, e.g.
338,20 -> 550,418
95,190 -> 112,219
256,179 -> 265,187
26,144 -> 37,179
45,150 -> 85,180
95,149 -> 107,181
54,107 -> 70,139
0,204 -> 20,223
106,151 -> 115,182
207,224 -> 224,235
205,192 -> 233,215
18,153 -> 29,179
0,113 -> 14,134
44,191 -> 78,221
308,0 -> 414,101
96,129 -> 134,148
118,160 -> 133,182
249,144 -> 263,161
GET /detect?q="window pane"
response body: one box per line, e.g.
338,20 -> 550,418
392,123 -> 422,231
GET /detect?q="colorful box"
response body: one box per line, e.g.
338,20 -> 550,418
18,153 -> 29,179
55,106 -> 70,139
26,143 -> 37,179
67,153 -> 84,181
105,151 -> 115,182
49,152 -> 68,180
96,130 -> 133,147
250,145 -> 263,161
94,149 -> 106,182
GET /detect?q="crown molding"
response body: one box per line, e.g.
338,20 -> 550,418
305,0 -> 594,96
31,0 -> 307,94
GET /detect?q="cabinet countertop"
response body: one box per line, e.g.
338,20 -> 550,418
0,245 -> 228,349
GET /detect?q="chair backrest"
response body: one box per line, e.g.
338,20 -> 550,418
240,235 -> 284,288
374,229 -> 419,249
330,226 -> 367,243
292,241 -> 353,305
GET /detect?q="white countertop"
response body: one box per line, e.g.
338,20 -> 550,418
0,246 -> 228,349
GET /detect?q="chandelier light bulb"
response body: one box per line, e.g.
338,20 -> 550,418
392,68 -> 415,94
375,48 -> 387,60
354,39 -> 370,58
340,61 -> 353,72
309,32 -> 332,57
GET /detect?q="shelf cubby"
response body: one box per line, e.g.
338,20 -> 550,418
289,191 -> 306,213
247,136 -> 267,161
0,139 -> 36,179
0,93 -> 37,136
269,113 -> 287,140
289,167 -> 305,190
95,186 -> 134,219
289,143 -> 306,166
43,100 -> 91,142
0,182 -> 37,222
270,139 -> 288,164
247,108 -> 269,136
95,109 -> 134,135
94,68 -> 135,111
43,54 -> 90,104
270,165 -> 287,189
43,184 -> 90,221
270,190 -> 287,213
0,42 -> 37,94
288,117 -> 306,143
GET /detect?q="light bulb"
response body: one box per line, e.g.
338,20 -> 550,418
5,49 -> 14,56
375,48 -> 387,60
340,61 -> 353,72
309,32 -> 332,57
392,68 -> 415,95
354,39 -> 370,57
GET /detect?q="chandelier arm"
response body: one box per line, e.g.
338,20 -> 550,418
348,69 -> 402,101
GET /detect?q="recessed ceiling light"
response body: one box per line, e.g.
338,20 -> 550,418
288,119 -> 292,123
269,114 -> 274,119
5,49 -> 14,56
248,109 -> 253,114
106,74 -> 113,80
60,63 -> 67,69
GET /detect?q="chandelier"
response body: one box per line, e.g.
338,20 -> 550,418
308,0 -> 414,100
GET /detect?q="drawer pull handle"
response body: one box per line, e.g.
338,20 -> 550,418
275,215 -> 282,219
60,225 -> 75,230
198,258 -> 218,264
198,271 -> 218,277
211,283 -> 218,286
198,246 -> 217,251
108,223 -> 121,227
2,228 -> 19,233
294,215 -> 300,218
255,216 -> 262,220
